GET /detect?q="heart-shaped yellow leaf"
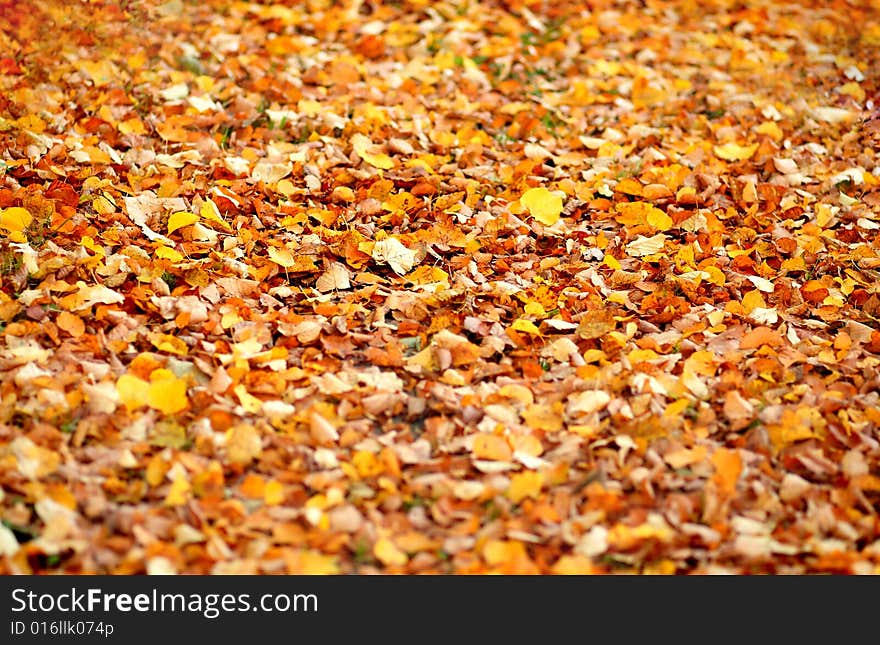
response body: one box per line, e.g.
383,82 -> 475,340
521,187 -> 564,226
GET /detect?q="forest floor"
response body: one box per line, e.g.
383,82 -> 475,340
0,0 -> 879,574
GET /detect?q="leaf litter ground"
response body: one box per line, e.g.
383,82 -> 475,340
1,0 -> 880,574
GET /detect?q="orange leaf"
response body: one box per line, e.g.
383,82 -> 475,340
472,434 -> 513,461
240,474 -> 266,499
482,539 -> 528,566
56,311 -> 85,337
614,177 -> 643,196
711,448 -> 742,495
507,471 -> 544,503
739,326 -> 782,349
551,555 -> 600,575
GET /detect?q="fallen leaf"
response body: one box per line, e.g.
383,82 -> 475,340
521,187 -> 564,226
374,537 -> 408,566
713,142 -> 759,161
625,234 -> 666,257
148,369 -> 188,414
352,133 -> 394,169
711,448 -> 742,496
167,210 -> 199,234
507,471 -> 544,503
315,261 -> 352,292
56,311 -> 85,337
372,237 -> 417,275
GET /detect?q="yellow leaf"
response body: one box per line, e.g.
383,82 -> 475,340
151,333 -> 188,355
756,121 -> 783,141
631,75 -> 667,109
374,537 -> 408,566
146,455 -> 170,487
523,301 -> 546,318
16,114 -> 45,133
628,348 -> 659,362
647,208 -> 673,231
839,81 -> 865,102
766,408 -> 817,452
394,531 -> 440,553
264,480 -> 285,505
407,266 -> 449,286
155,246 -> 183,262
352,450 -> 383,478
77,59 -> 118,86
511,434 -> 543,458
741,289 -> 765,314
167,211 -> 199,234
684,350 -> 717,376
521,187 -> 564,226
285,550 -> 339,575
352,133 -> 394,170
703,265 -> 726,286
482,539 -> 528,566
382,191 -> 418,213
200,198 -> 231,230
713,142 -> 758,161
511,318 -> 542,336
276,179 -> 296,197
147,370 -> 188,414
117,374 -> 150,411
118,117 -> 146,135
675,186 -> 697,204
664,445 -> 708,469
727,245 -> 752,260
0,207 -> 32,234
614,177 -> 643,196
552,555 -> 600,574
405,346 -> 436,372
164,477 -> 191,506
608,522 -> 673,549
507,471 -> 544,503
267,245 -> 297,268
663,398 -> 690,418
603,253 -> 621,270
233,384 -> 263,413
522,402 -> 564,432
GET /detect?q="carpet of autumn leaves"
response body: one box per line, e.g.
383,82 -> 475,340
0,0 -> 879,575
